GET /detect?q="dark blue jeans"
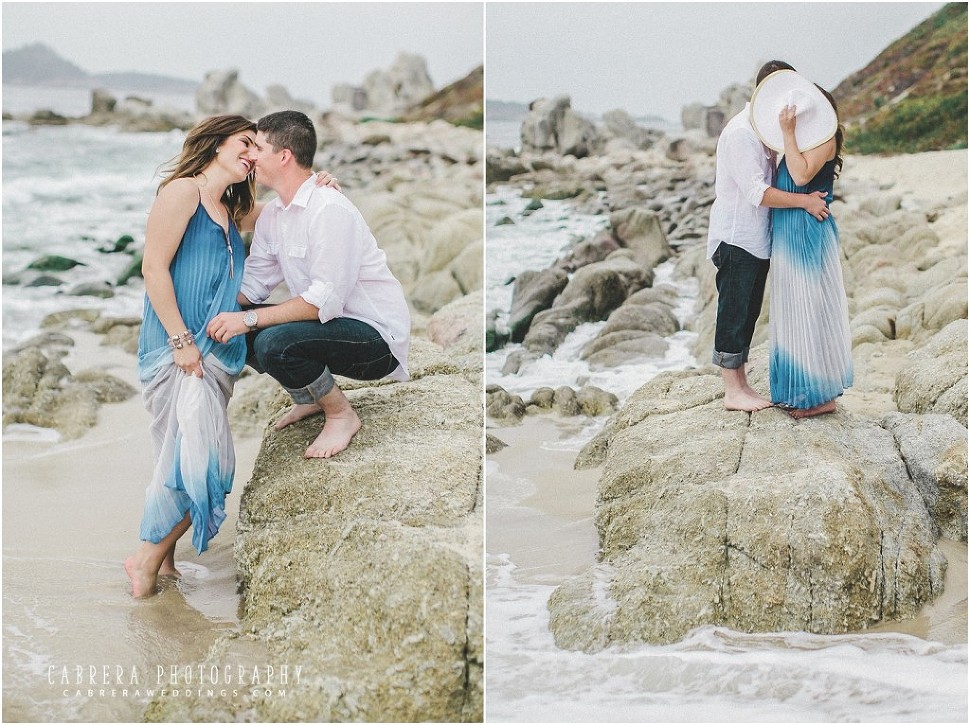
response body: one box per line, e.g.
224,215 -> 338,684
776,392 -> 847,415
246,317 -> 398,404
711,242 -> 770,369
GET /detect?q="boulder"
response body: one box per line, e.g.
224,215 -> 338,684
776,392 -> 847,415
90,88 -> 117,114
507,268 -> 569,343
27,254 -> 85,272
601,109 -> 658,150
549,369 -> 947,651
67,282 -> 114,298
1,344 -> 133,439
196,68 -> 264,118
894,320 -> 968,426
555,232 -> 620,273
608,207 -> 673,269
427,292 -> 483,357
521,95 -> 599,158
575,386 -> 619,417
882,413 -> 968,541
522,254 -> 653,356
486,387 -> 526,425
334,54 -> 435,118
148,342 -> 483,723
25,275 -> 64,287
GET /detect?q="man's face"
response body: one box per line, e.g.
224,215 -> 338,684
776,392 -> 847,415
247,130 -> 283,187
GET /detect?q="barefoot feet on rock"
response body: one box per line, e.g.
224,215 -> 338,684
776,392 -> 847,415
790,400 -> 837,419
305,410 -> 362,459
275,403 -> 323,430
723,390 -> 774,412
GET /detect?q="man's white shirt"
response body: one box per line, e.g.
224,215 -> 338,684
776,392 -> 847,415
707,103 -> 775,260
241,177 -> 410,381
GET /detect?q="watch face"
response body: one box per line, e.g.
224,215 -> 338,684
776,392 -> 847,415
244,311 -> 258,327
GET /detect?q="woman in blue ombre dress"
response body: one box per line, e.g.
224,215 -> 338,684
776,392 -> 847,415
124,115 -> 259,597
768,87 -> 853,418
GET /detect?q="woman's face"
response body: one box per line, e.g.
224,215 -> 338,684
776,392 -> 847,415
215,131 -> 257,183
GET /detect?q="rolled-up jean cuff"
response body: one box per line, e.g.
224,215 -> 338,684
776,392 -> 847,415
712,349 -> 745,369
742,346 -> 750,364
284,367 -> 335,404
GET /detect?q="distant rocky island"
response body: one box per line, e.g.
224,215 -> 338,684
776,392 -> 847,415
2,42 -> 198,93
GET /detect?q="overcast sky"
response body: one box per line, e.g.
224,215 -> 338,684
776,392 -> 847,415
2,2 -> 484,105
486,2 -> 947,121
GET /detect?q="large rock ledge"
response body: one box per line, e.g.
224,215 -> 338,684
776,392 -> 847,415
146,337 -> 484,722
548,370 -> 967,652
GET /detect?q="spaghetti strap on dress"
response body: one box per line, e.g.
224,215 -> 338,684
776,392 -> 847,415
769,158 -> 853,409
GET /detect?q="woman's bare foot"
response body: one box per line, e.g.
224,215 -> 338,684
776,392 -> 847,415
158,549 -> 180,578
305,410 -> 362,458
723,389 -> 774,412
158,563 -> 181,578
790,400 -> 837,419
124,555 -> 158,598
275,403 -> 323,430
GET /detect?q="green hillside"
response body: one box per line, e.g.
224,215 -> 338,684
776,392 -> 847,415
833,3 -> 967,154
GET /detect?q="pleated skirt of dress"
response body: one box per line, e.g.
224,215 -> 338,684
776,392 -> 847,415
769,209 -> 853,409
139,357 -> 236,554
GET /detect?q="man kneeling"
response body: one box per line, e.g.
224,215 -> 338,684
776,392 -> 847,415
208,111 -> 410,458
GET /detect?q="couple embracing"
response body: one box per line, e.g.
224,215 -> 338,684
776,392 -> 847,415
126,110 -> 410,597
710,60 -> 853,416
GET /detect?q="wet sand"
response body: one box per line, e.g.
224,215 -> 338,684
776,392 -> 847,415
487,416 -> 601,583
487,414 -> 968,645
2,331 -> 262,722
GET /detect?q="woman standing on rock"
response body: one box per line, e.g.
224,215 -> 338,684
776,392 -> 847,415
751,71 -> 853,417
124,115 -> 336,597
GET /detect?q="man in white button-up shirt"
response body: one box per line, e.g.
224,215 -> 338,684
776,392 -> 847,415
708,60 -> 830,412
208,111 -> 410,459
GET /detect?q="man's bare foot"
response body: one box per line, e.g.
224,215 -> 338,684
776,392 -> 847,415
790,400 -> 837,419
275,403 -> 323,430
742,383 -> 766,399
305,410 -> 362,458
124,555 -> 158,598
723,390 -> 774,412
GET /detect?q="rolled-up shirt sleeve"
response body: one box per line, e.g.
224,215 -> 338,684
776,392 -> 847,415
239,224 -> 283,304
723,129 -> 771,208
300,203 -> 364,324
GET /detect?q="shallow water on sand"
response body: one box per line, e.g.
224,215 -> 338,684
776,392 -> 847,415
1,334 -> 258,722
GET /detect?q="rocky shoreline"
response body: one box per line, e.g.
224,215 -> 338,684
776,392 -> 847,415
485,94 -> 967,649
3,63 -> 485,719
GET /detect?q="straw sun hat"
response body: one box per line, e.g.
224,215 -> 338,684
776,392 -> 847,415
749,69 -> 838,153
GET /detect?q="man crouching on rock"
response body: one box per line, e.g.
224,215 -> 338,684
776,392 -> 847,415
707,60 -> 829,412
207,110 -> 410,458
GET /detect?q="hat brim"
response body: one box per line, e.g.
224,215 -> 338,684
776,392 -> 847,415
750,70 -> 838,153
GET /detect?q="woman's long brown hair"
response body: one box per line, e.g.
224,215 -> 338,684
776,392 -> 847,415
158,115 -> 257,224
816,85 -> 845,178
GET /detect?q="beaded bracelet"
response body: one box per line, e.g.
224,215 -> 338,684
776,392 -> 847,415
169,330 -> 196,350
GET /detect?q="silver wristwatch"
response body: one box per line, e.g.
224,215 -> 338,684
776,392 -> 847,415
243,310 -> 259,331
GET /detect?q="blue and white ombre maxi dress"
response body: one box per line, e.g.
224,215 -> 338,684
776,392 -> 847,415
136,201 -> 247,554
769,158 -> 853,410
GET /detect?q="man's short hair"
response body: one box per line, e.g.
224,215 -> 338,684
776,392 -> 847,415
257,111 -> 317,169
756,60 -> 796,85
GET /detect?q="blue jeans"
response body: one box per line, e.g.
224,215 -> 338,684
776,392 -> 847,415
246,317 -> 399,404
711,242 -> 770,369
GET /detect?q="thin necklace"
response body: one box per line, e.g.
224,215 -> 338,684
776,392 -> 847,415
201,181 -> 234,279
